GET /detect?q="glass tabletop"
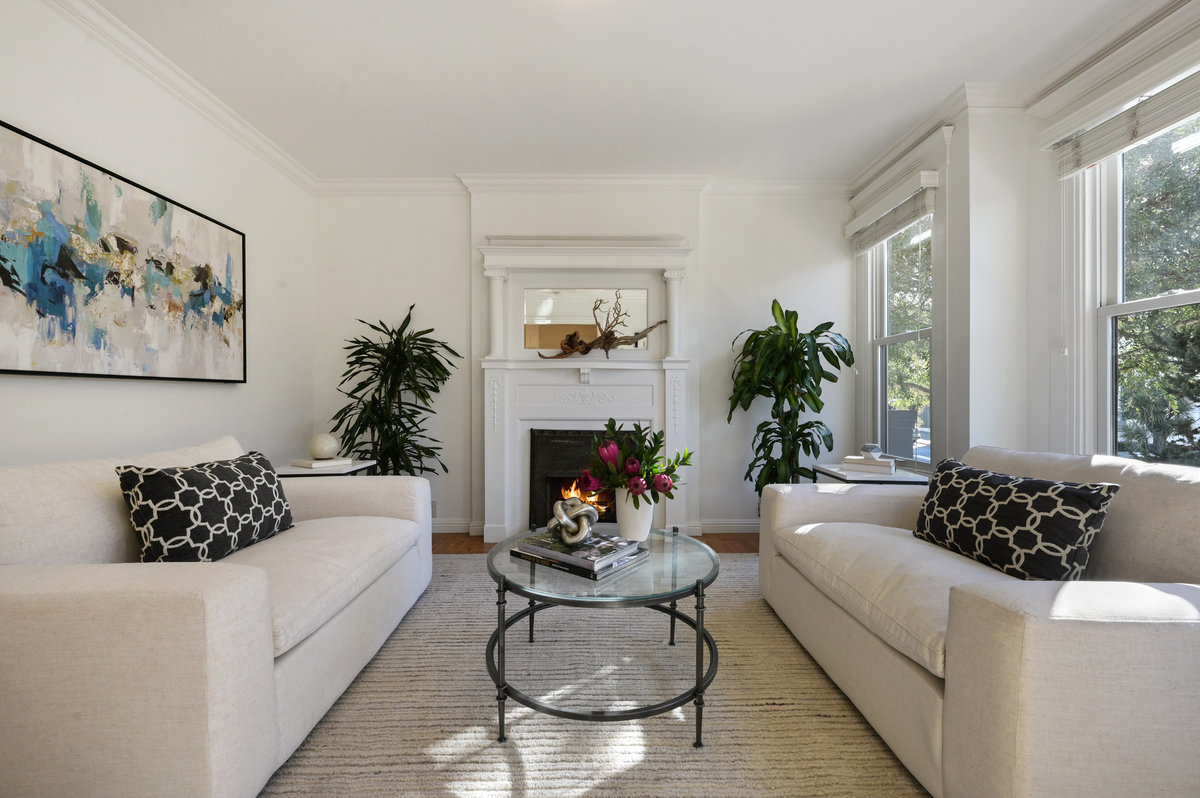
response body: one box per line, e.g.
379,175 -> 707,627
487,525 -> 720,605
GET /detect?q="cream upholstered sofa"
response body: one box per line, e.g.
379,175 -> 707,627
0,436 -> 432,798
760,445 -> 1200,798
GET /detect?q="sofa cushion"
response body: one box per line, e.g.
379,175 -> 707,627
915,458 -> 1120,581
117,452 -> 293,562
0,436 -> 245,566
223,516 -> 420,656
773,522 -> 1014,677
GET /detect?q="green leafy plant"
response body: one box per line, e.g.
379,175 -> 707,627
727,300 -> 854,493
580,418 -> 693,509
330,305 -> 460,475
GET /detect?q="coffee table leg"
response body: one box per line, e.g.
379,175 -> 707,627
669,600 -> 677,645
496,577 -> 508,742
694,579 -> 706,748
528,598 -> 537,643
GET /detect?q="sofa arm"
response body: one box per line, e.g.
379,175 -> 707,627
284,475 -> 432,569
0,563 -> 280,798
943,580 -> 1200,798
759,483 -> 927,597
284,475 -> 431,529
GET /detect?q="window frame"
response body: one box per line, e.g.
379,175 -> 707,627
1086,140 -> 1200,457
859,214 -> 935,471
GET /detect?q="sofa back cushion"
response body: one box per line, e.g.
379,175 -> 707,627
962,446 -> 1200,583
0,436 -> 245,566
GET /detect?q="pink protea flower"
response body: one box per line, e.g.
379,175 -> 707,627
652,473 -> 674,493
624,456 -> 641,476
628,476 -> 647,496
598,440 -> 620,468
579,469 -> 601,492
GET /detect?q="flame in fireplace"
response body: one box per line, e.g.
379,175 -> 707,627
561,479 -> 612,516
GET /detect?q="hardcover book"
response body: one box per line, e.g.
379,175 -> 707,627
510,547 -> 650,580
517,530 -> 642,571
289,458 -> 354,469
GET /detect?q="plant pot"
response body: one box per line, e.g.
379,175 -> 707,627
615,487 -> 654,542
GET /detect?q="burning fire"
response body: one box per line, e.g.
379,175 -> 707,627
561,479 -> 612,516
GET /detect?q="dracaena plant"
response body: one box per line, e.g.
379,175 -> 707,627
330,305 -> 460,475
727,299 -> 854,493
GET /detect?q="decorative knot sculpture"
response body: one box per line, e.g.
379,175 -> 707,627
547,497 -> 600,544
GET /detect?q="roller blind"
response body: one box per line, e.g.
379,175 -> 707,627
1054,66 -> 1200,178
850,188 -> 935,254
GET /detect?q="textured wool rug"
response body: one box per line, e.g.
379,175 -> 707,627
261,553 -> 927,797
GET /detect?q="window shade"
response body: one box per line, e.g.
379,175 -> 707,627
850,188 -> 936,254
1054,66 -> 1200,178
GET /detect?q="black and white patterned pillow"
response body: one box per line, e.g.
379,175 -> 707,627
116,452 -> 293,562
914,459 -> 1120,580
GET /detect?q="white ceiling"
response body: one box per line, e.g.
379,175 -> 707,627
91,0 -> 1170,184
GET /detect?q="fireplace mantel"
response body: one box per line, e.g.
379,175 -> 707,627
479,235 -> 694,542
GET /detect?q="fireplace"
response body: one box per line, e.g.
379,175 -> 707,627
477,234 -> 694,541
528,429 -> 615,530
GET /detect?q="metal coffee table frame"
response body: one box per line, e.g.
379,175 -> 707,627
486,527 -> 719,747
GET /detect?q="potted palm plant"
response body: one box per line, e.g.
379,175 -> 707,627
727,299 -> 854,493
330,305 -> 460,475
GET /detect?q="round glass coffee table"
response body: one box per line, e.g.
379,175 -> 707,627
486,526 -> 719,747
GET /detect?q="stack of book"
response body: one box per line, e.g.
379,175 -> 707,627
840,453 -> 897,474
511,529 -> 649,580
289,457 -> 353,469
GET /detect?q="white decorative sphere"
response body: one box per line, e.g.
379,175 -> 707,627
309,433 -> 341,460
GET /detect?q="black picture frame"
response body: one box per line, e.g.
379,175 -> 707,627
0,119 -> 246,383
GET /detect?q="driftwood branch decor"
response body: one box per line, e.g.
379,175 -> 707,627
538,291 -> 666,359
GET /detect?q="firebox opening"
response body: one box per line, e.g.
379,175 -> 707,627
549,475 -> 615,523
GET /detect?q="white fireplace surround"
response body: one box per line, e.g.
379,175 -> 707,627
480,235 -> 694,542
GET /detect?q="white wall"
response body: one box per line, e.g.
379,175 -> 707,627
1,3 -> 855,535
309,191 -> 472,530
0,0 -> 316,465
699,190 -> 855,529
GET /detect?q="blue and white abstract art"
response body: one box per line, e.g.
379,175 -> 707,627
0,120 -> 245,382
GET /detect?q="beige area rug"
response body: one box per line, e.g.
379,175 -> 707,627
261,553 -> 927,797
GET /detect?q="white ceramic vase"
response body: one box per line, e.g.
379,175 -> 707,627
615,487 -> 655,542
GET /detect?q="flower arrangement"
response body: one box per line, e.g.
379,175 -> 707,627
580,418 -> 693,509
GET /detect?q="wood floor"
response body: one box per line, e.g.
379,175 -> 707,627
433,532 -> 758,554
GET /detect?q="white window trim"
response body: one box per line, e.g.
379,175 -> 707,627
1061,148 -> 1200,456
856,226 -> 935,471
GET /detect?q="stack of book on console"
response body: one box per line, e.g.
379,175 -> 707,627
840,452 -> 897,474
512,529 -> 649,580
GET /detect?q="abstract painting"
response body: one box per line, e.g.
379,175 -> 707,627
0,120 -> 245,382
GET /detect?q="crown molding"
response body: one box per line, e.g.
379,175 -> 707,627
457,174 -> 712,193
47,0 -> 319,192
703,179 -> 851,197
311,178 -> 468,197
848,83 -> 1025,215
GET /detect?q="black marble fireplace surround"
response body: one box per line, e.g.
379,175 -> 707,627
528,429 -> 617,530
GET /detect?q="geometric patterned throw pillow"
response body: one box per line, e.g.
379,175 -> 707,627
116,451 -> 293,563
913,458 -> 1120,580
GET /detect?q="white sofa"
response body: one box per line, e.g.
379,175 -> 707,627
760,445 -> 1200,798
0,436 -> 432,798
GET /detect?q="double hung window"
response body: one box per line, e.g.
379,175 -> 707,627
1099,115 -> 1200,465
858,203 -> 934,466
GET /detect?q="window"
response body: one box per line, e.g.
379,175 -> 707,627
867,214 -> 933,464
1100,115 -> 1200,466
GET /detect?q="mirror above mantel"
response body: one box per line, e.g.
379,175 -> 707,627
479,234 -> 690,361
522,288 -> 649,350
